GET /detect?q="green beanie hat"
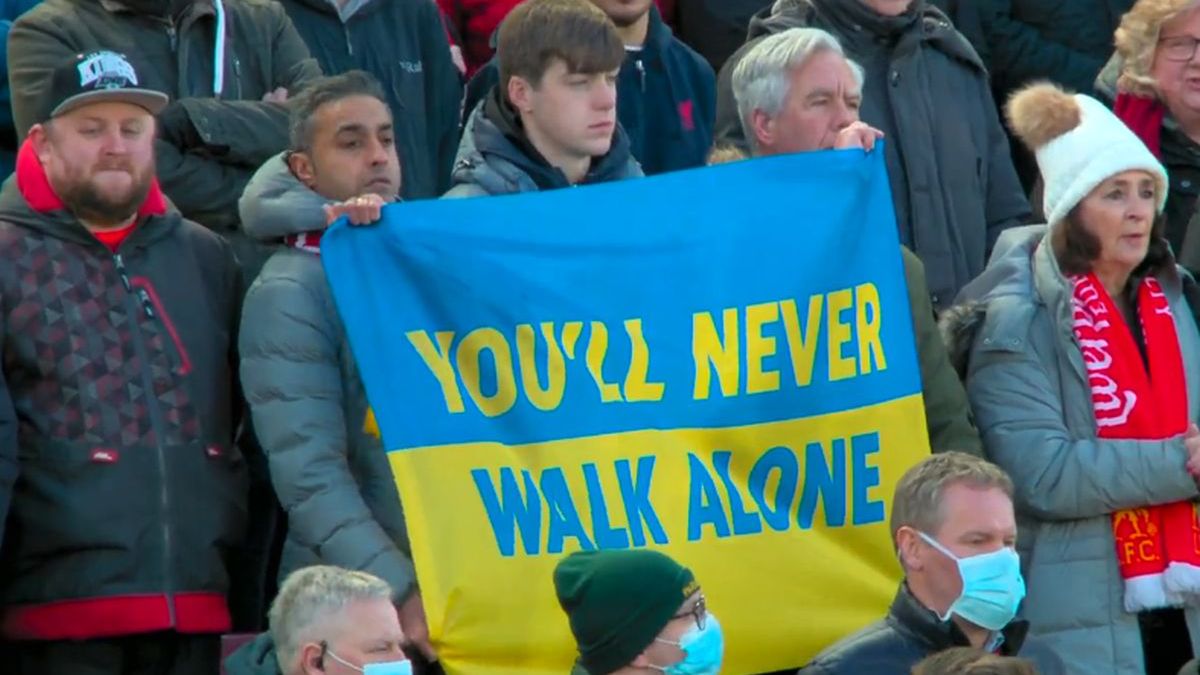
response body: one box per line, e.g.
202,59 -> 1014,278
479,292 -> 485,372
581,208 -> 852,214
553,550 -> 697,675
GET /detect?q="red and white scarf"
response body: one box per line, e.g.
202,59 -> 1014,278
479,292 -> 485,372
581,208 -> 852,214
1071,273 -> 1200,611
285,230 -> 323,254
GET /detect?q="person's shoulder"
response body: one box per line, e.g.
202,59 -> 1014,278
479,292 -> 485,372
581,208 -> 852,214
801,618 -> 916,674
11,0 -> 83,27
223,0 -> 291,22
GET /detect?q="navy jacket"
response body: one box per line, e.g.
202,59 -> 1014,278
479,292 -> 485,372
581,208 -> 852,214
279,0 -> 463,200
461,6 -> 714,177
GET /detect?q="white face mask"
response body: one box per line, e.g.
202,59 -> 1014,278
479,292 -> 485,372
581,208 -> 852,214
325,647 -> 413,675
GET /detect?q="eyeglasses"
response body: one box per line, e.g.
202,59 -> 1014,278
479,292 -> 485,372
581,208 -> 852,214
1160,35 -> 1200,62
672,594 -> 707,631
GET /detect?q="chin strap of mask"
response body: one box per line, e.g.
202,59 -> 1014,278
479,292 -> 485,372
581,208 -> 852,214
212,0 -> 226,97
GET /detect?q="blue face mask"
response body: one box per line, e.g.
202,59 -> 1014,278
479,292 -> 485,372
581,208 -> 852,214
652,614 -> 725,675
326,648 -> 413,675
919,532 -> 1026,631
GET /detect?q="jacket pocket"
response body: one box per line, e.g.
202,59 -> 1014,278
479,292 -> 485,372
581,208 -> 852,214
6,440 -> 159,599
166,442 -> 248,591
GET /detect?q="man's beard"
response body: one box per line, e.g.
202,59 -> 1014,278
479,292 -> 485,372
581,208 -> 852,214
58,164 -> 154,228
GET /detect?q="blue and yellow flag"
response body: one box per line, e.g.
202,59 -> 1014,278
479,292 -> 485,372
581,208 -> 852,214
322,149 -> 930,675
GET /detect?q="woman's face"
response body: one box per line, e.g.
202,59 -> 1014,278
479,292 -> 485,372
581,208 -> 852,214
1076,170 -> 1158,275
1151,8 -> 1200,119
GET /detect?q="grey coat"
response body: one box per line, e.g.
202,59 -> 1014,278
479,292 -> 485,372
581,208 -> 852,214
237,154 -> 415,600
716,0 -> 1030,310
953,225 -> 1200,674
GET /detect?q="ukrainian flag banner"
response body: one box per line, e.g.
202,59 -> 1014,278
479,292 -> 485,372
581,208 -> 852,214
321,148 -> 930,675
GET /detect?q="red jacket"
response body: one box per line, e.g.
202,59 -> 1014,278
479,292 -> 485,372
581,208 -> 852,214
439,0 -> 677,77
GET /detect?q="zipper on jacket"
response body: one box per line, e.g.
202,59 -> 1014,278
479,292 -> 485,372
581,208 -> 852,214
166,23 -> 177,53
344,23 -> 354,56
113,252 -> 177,627
636,58 -> 646,91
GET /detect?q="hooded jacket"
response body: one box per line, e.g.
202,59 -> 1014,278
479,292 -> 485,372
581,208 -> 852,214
446,87 -> 643,198
276,0 -> 463,200
797,584 -> 1065,675
0,141 -> 246,641
7,0 -> 323,276
237,154 -> 416,603
461,5 -> 715,177
716,0 -> 1030,310
944,225 -> 1200,673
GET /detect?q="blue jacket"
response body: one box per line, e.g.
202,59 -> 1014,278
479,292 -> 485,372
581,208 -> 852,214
0,0 -> 39,180
277,0 -> 463,200
461,5 -> 714,176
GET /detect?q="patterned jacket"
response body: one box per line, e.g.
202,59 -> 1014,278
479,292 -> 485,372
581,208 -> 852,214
0,141 -> 246,640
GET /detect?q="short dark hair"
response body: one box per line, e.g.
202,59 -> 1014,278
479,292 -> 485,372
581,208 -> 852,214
1053,208 -> 1172,279
496,0 -> 624,94
288,70 -> 389,152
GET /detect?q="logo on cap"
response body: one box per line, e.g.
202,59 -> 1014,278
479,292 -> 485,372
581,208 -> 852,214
76,51 -> 139,91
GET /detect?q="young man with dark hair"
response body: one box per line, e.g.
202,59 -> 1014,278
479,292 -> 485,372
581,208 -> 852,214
237,70 -> 437,665
461,0 -> 715,176
445,0 -> 643,197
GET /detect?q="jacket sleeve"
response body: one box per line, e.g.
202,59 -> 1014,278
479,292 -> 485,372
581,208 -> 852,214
418,0 -> 464,196
902,249 -> 982,455
239,274 -> 416,601
977,0 -> 1105,94
966,336 -> 1200,522
0,353 -> 16,550
154,140 -> 254,231
981,84 -> 1030,252
7,12 -> 70,140
238,153 -> 330,242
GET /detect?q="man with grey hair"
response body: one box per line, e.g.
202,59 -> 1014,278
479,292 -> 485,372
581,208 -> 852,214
797,452 -> 1064,674
225,565 -> 410,675
729,27 -> 981,458
715,0 -> 1029,313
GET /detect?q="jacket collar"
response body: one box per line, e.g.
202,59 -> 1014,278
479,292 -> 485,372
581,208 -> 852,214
888,583 -> 1030,656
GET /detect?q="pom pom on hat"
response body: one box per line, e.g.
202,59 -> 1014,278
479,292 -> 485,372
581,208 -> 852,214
1004,81 -> 1168,227
1006,83 -> 1082,150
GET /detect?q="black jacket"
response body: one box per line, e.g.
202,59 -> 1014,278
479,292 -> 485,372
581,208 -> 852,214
277,0 -> 463,200
674,0 -> 772,73
717,0 -> 1030,310
462,6 -> 714,177
0,153 -> 246,641
976,0 -> 1132,96
797,585 -> 1066,675
7,0 -> 323,277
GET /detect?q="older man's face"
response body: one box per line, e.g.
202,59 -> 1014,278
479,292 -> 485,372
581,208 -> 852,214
754,49 -> 861,155
860,0 -> 913,17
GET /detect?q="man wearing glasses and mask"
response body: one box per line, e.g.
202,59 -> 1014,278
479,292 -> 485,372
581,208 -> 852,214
553,550 -> 722,675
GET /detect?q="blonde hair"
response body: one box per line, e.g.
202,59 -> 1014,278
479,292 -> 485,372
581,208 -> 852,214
268,566 -> 394,672
1115,0 -> 1200,97
707,143 -> 748,165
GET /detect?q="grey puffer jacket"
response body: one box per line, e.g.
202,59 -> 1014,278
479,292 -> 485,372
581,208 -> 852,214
237,154 -> 415,601
948,225 -> 1200,674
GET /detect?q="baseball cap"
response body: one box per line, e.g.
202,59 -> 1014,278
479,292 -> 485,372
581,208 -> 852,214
41,50 -> 169,122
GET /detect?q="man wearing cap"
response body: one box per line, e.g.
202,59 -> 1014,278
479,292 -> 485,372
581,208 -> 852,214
6,0 -> 322,281
553,550 -> 724,675
0,50 -> 246,674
